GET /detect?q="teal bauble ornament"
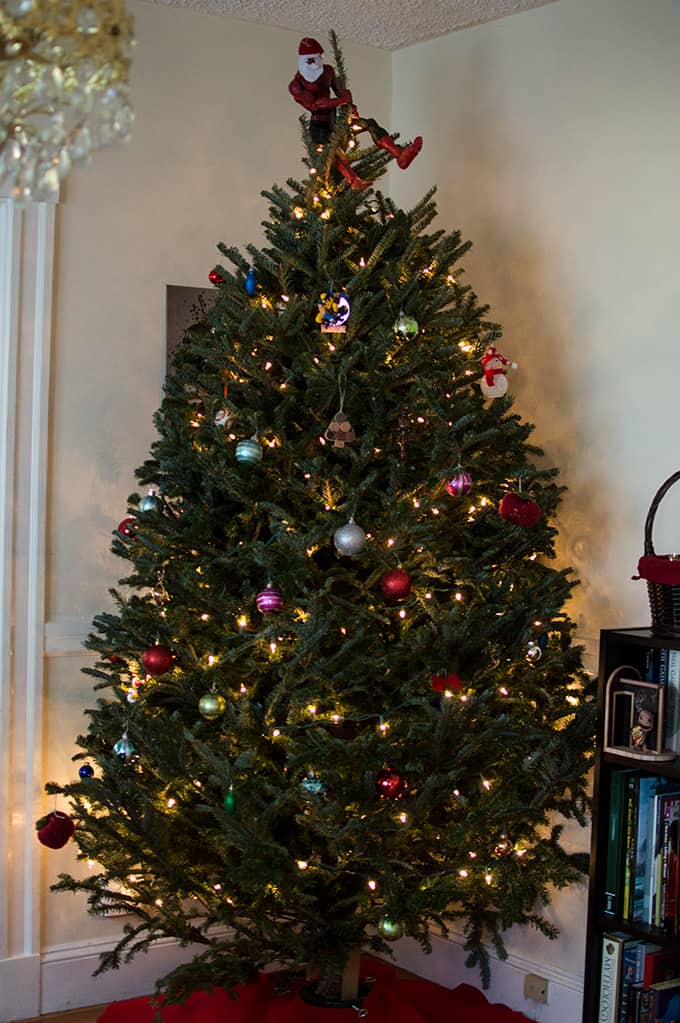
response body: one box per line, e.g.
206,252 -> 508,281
113,733 -> 138,763
378,916 -> 404,941
235,436 -> 262,466
139,488 -> 162,514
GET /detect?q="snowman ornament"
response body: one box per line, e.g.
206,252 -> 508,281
480,344 -> 518,399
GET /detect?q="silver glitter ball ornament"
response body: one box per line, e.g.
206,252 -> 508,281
333,520 -> 366,556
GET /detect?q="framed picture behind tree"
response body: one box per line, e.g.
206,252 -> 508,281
166,285 -> 216,374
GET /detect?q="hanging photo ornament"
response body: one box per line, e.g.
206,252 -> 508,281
316,290 -> 351,333
445,466 -> 472,497
333,518 -> 367,556
480,342 -> 518,399
393,311 -> 419,340
235,435 -> 262,466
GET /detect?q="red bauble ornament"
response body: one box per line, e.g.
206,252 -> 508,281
141,644 -> 174,676
375,767 -> 408,799
380,567 -> 412,602
445,467 -> 472,497
209,269 -> 224,285
36,810 -> 75,849
117,516 -> 137,540
256,586 -> 284,614
498,492 -> 542,528
431,672 -> 462,693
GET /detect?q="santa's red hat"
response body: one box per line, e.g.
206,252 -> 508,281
298,38 -> 323,56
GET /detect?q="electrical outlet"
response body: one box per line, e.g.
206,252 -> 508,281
524,973 -> 549,1004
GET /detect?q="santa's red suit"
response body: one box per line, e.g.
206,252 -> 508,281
288,64 -> 351,144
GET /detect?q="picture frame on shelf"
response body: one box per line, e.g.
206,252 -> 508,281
604,666 -> 676,761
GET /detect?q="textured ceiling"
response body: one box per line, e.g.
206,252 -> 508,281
146,0 -> 556,50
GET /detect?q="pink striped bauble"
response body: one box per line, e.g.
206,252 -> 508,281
256,586 -> 284,614
445,467 -> 472,497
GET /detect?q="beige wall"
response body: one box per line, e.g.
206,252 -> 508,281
37,0 -> 680,1013
390,0 -> 680,993
392,0 -> 680,651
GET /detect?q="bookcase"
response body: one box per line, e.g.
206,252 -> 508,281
583,628 -> 680,1023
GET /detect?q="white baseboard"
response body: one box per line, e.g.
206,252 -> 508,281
0,955 -> 40,1022
39,936 -> 199,1017
0,930 -> 585,1023
390,933 -> 584,1023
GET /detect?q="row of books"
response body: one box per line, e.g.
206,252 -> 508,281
599,933 -> 680,1023
604,769 -> 680,932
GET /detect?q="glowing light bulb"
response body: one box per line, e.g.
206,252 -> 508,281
459,869 -> 468,878
240,684 -> 247,694
272,728 -> 281,738
166,797 -> 177,808
297,860 -> 309,871
368,880 -> 377,891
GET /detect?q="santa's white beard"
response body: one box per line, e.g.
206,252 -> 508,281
298,55 -> 324,82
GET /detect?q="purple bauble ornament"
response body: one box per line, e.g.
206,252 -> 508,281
256,586 -> 284,614
445,467 -> 472,497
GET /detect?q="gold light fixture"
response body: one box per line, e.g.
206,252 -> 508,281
0,0 -> 134,201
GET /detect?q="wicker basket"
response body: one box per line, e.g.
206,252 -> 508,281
636,470 -> 680,637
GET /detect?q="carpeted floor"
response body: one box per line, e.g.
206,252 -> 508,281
97,958 -> 532,1023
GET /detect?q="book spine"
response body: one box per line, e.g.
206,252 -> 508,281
624,776 -> 640,919
599,934 -> 624,1023
666,648 -> 680,752
605,770 -> 628,917
619,941 -> 643,1023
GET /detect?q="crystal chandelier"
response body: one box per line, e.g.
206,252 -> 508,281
0,0 -> 135,202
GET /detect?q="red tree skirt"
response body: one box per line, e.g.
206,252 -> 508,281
97,958 -> 531,1023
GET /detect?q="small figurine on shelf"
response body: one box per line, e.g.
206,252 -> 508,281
630,704 -> 655,750
289,37 -> 422,191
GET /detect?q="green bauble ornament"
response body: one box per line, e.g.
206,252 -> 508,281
224,784 -> 235,815
393,312 -> 419,339
378,916 -> 404,941
198,692 -> 227,720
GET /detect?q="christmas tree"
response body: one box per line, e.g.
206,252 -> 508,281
43,33 -> 595,1008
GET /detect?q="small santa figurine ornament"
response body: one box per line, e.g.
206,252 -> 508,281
480,344 -> 518,399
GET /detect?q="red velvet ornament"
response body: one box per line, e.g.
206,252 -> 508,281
209,269 -> 224,285
498,492 -> 542,528
375,768 -> 408,799
380,568 -> 412,602
117,516 -> 137,540
431,672 -> 462,693
141,644 -> 174,676
36,810 -> 75,849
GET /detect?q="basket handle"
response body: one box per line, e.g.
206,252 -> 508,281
644,470 -> 680,556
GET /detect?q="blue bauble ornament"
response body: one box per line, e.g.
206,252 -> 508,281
245,268 -> 257,296
79,763 -> 95,779
235,437 -> 262,466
